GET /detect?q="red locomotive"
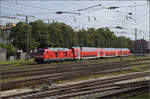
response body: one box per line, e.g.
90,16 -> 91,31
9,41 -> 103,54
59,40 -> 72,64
34,47 -> 130,63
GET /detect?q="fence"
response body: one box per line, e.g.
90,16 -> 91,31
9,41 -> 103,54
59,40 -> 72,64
20,53 -> 27,60
16,52 -> 34,60
0,53 -> 6,62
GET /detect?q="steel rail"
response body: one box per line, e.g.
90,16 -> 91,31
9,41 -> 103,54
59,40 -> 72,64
2,71 -> 150,99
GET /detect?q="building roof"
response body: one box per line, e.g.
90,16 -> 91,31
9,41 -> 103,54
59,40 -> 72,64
0,23 -> 16,30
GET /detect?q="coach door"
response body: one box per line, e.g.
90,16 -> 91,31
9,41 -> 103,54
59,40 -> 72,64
103,51 -> 105,57
77,51 -> 80,59
116,50 -> 118,56
98,51 -> 100,57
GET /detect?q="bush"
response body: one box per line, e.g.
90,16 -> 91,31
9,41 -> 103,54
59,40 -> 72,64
131,66 -> 142,72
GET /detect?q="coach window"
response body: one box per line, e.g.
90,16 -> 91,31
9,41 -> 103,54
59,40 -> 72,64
46,51 -> 48,54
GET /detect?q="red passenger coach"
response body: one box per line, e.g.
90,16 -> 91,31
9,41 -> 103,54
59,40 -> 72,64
122,48 -> 130,56
80,47 -> 99,59
72,47 -> 100,59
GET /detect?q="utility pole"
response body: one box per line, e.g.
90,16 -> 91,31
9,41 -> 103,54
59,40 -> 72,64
26,16 -> 29,60
16,14 -> 34,60
120,31 -> 123,72
134,28 -> 137,57
135,28 -> 137,41
48,19 -> 50,24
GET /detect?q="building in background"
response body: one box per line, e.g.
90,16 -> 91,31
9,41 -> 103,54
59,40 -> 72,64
147,41 -> 150,53
0,23 -> 16,30
133,39 -> 149,54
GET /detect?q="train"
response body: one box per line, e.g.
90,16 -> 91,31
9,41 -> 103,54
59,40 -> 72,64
34,47 -> 130,63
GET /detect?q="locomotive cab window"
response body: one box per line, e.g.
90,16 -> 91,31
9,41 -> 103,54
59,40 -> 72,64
37,50 -> 44,54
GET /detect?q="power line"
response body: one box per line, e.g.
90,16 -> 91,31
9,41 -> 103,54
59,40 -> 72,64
77,4 -> 102,11
17,2 -> 58,12
2,3 -> 55,16
55,11 -> 80,15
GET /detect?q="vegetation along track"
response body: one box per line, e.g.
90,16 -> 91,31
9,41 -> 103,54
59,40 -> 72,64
2,70 -> 150,99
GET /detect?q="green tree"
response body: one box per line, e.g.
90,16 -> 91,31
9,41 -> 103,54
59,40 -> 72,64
30,20 -> 50,48
77,29 -> 89,47
9,20 -> 133,51
0,30 -> 15,55
10,22 -> 28,51
48,22 -> 77,48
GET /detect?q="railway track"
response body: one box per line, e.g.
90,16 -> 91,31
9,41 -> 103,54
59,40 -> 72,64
1,57 -> 149,71
1,61 -> 129,79
1,62 -> 129,91
1,58 -> 149,91
1,57 -> 149,79
55,81 -> 149,99
0,59 -> 117,71
98,83 -> 149,99
2,70 -> 150,99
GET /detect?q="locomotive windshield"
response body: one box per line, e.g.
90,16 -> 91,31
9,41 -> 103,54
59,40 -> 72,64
36,50 -> 44,54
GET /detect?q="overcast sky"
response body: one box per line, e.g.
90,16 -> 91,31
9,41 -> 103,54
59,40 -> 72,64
0,0 -> 149,41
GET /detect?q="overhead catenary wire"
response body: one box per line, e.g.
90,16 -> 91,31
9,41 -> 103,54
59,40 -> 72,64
17,2 -> 58,12
1,3 -> 54,15
77,4 -> 102,11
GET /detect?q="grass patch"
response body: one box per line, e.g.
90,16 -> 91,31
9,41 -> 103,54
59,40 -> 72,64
128,92 -> 150,99
0,75 -> 36,83
131,66 -> 143,72
0,59 -> 34,65
55,71 -> 135,84
109,92 -> 150,99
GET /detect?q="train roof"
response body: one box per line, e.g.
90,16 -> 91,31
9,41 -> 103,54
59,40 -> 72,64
72,47 -> 99,52
48,48 -> 70,51
82,47 -> 99,52
72,47 -> 129,51
117,48 -> 129,50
